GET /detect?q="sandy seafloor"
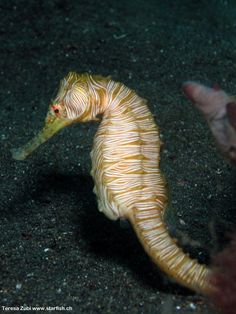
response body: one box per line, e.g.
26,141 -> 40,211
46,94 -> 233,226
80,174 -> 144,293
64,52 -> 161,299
0,0 -> 236,313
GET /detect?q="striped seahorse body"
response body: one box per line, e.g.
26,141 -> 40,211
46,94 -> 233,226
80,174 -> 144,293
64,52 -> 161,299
11,72 -> 214,295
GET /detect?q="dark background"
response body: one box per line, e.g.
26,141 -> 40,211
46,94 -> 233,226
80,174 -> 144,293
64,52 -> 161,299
1,0 -> 236,313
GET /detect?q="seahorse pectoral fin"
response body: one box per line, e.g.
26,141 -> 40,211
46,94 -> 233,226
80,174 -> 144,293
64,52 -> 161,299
11,115 -> 70,161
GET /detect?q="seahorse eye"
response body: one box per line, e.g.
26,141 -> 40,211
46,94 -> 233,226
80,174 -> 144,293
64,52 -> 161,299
51,104 -> 61,116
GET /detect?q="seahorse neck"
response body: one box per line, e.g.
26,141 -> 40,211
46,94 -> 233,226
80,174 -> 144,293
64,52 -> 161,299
99,79 -> 148,124
87,75 -> 149,123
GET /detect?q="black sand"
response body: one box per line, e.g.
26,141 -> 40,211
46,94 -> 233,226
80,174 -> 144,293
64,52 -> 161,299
1,1 -> 236,313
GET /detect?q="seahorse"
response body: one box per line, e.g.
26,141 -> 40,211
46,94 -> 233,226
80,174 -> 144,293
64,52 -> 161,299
11,72 -> 215,295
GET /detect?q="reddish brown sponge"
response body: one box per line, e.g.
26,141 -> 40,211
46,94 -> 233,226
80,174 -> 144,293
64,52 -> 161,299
209,233 -> 236,314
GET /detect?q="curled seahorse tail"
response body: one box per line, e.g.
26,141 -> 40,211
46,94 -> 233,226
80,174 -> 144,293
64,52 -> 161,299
127,206 -> 214,295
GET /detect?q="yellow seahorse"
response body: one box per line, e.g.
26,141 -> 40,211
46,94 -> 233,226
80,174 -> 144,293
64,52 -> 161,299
11,72 -> 214,295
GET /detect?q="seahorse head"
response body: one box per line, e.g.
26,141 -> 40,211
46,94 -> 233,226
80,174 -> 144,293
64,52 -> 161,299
49,72 -> 107,124
50,72 -> 91,122
11,72 -> 103,160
